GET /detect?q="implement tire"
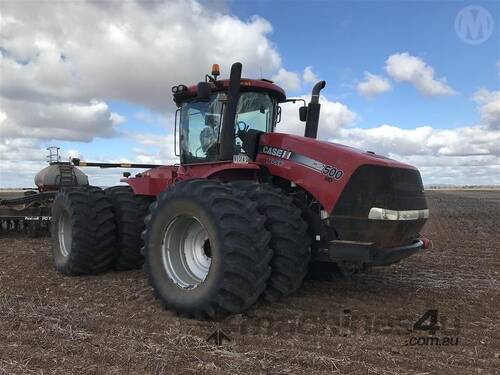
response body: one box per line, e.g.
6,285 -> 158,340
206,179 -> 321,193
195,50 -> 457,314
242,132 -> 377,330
105,186 -> 153,270
143,179 -> 272,319
50,186 -> 116,275
230,181 -> 311,302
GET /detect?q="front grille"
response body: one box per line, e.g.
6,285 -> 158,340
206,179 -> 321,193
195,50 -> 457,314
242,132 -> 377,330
333,165 -> 427,218
330,165 -> 427,247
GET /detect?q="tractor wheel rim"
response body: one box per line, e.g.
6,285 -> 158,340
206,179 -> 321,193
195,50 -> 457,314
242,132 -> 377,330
58,210 -> 72,257
161,215 -> 212,289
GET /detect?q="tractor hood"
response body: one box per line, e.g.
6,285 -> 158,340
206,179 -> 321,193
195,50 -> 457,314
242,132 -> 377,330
256,132 -> 425,215
262,132 -> 415,170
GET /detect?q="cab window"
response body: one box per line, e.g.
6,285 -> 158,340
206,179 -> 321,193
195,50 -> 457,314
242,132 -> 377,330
179,91 -> 276,164
235,92 -> 275,133
180,94 -> 223,164
235,92 -> 275,156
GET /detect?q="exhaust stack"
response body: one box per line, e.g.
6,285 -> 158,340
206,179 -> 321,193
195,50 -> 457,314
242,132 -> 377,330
304,80 -> 326,139
219,62 -> 242,161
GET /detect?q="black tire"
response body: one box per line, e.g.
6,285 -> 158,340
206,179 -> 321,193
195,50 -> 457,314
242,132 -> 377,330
50,186 -> 117,275
105,186 -> 153,270
230,181 -> 311,302
143,179 -> 272,319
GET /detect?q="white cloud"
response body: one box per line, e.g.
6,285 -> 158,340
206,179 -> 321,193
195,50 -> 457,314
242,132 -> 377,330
0,1 -> 282,111
272,68 -> 301,92
273,66 -> 321,92
277,96 -> 357,139
0,137 -> 164,188
0,0 -> 283,146
0,1 -> 497,187
402,157 -> 499,186
335,125 -> 499,158
0,98 -> 122,141
0,139 -> 58,187
129,133 -> 179,167
0,0 -> 287,187
385,52 -> 456,96
303,66 -> 319,85
357,72 -> 392,98
331,124 -> 499,185
0,138 -> 45,162
473,88 -> 500,130
276,89 -> 499,185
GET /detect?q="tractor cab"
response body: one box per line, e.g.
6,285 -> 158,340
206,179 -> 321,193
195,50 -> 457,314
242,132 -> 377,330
178,90 -> 277,164
172,63 -> 286,165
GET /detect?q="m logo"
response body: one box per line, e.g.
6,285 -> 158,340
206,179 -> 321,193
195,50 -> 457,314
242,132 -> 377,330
455,5 -> 494,45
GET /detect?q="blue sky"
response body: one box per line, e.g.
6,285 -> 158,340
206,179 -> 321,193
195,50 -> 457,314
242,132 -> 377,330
62,0 -> 500,157
1,0 -> 499,186
66,0 -> 498,158
230,0 -> 498,128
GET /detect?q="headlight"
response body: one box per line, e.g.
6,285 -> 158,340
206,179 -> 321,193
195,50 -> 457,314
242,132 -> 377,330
368,207 -> 429,220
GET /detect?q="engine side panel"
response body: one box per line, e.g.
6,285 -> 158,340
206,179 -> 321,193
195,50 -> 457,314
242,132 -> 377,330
255,132 -> 418,213
126,162 -> 260,196
126,166 -> 178,196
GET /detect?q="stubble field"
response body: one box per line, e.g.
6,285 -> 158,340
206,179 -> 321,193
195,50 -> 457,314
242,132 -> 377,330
0,190 -> 499,374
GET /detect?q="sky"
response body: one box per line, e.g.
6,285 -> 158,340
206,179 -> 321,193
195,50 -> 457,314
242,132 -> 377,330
0,0 -> 499,187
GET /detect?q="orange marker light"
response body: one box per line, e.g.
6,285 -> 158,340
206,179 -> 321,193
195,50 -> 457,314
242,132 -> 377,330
211,64 -> 220,77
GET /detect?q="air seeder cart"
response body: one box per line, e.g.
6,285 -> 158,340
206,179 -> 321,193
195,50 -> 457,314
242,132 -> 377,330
0,147 -> 88,236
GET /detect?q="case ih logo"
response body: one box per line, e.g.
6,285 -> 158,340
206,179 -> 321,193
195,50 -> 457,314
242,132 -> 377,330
260,146 -> 292,159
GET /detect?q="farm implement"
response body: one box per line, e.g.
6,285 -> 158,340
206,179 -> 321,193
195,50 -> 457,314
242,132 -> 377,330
0,148 -> 88,236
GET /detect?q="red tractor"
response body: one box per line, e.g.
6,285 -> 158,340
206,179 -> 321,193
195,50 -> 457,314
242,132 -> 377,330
51,63 -> 430,319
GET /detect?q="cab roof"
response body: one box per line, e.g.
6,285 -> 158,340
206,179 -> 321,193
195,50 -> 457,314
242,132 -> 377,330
173,78 -> 287,105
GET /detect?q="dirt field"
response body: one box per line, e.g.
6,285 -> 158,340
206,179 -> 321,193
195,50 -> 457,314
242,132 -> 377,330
1,190 -> 499,374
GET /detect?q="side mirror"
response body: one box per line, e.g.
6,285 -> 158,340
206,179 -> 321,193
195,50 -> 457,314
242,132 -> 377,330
197,82 -> 212,101
299,106 -> 308,122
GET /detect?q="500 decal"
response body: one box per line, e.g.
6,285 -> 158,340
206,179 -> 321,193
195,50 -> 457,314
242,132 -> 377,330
321,165 -> 344,180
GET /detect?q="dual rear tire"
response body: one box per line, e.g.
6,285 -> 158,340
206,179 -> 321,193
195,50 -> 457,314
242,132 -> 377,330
143,180 -> 311,318
51,180 -> 311,319
51,185 -> 150,275
229,181 -> 311,302
51,186 -> 116,275
143,179 -> 273,319
104,186 -> 152,270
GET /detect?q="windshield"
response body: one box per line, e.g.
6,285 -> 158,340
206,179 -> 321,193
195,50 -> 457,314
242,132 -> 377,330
236,92 -> 275,132
179,91 -> 276,164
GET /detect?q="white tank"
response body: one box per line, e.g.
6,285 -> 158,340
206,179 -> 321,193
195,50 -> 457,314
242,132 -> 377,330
34,163 -> 89,191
